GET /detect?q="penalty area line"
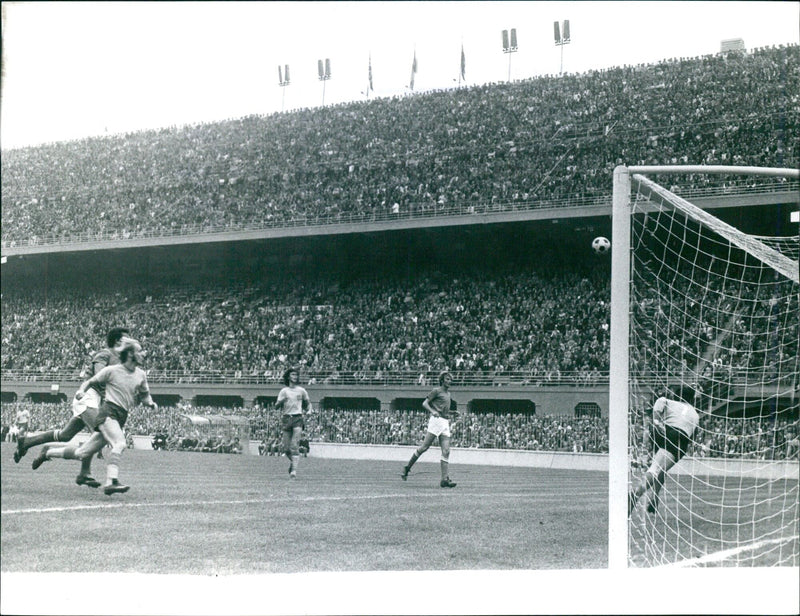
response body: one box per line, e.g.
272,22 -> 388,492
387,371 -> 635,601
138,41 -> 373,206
2,493 -> 416,515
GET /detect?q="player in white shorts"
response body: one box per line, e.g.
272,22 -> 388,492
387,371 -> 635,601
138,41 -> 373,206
401,371 -> 457,488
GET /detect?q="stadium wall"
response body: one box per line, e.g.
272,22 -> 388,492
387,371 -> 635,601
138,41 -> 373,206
0,381 -> 610,417
122,436 -> 797,479
297,441 -> 609,471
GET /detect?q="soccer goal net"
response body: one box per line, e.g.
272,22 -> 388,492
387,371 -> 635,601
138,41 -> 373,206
609,165 -> 799,568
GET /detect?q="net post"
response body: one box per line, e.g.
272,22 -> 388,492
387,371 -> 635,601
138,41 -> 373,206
609,165 -> 631,570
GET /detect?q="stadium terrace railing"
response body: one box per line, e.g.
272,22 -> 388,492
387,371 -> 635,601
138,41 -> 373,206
3,368 -> 795,390
1,368 -> 610,388
2,180 -> 795,250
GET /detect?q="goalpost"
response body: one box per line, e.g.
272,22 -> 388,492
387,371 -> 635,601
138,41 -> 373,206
609,165 -> 799,569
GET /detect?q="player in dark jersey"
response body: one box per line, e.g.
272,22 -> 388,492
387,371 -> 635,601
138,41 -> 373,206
14,327 -> 131,488
629,389 -> 700,515
401,371 -> 457,488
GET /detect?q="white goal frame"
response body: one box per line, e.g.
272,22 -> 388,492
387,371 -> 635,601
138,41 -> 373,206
608,164 -> 800,570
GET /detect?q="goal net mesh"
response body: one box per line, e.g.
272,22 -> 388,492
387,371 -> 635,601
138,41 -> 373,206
626,172 -> 799,567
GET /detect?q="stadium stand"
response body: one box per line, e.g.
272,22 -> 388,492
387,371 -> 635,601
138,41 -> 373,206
2,45 -> 797,247
3,258 -> 794,387
2,46 -> 798,459
1,264 -> 611,381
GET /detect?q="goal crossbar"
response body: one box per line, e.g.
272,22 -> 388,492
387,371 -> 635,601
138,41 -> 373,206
628,164 -> 800,178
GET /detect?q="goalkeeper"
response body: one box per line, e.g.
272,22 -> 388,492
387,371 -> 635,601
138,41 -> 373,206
629,389 -> 699,515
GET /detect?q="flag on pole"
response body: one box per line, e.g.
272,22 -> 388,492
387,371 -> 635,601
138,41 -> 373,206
368,53 -> 374,91
409,50 -> 417,90
460,45 -> 466,81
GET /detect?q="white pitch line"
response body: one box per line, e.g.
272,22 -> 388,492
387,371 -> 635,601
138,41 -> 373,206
2,489 -> 605,516
657,535 -> 800,568
1,493 -> 414,515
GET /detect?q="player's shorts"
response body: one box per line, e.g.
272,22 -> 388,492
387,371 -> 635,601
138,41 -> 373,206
72,388 -> 101,415
653,424 -> 692,461
78,406 -> 102,430
281,414 -> 305,432
96,401 -> 129,430
426,415 -> 451,438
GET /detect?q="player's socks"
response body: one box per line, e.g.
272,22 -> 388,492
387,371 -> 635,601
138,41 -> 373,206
440,459 -> 450,483
104,452 -> 122,487
407,452 -> 420,469
79,454 -> 93,476
45,446 -> 77,459
13,437 -> 27,463
20,430 -> 58,450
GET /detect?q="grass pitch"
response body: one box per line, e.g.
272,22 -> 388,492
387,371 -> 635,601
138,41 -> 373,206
1,443 -> 607,574
629,474 -> 800,567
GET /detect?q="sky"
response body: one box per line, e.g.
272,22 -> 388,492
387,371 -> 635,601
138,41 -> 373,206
1,1 -> 798,149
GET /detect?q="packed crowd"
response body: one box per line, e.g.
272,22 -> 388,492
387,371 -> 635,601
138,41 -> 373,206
698,414 -> 800,460
3,45 -> 797,245
1,265 -> 612,381
5,255 -> 795,386
305,407 -> 609,452
631,264 -> 799,386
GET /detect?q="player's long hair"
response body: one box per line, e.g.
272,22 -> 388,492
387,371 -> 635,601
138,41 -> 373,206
283,367 -> 299,386
438,371 -> 452,386
107,326 -> 130,348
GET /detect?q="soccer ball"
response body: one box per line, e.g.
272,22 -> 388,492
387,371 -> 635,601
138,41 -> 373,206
592,236 -> 611,254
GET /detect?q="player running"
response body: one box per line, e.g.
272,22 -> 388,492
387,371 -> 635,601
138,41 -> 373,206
13,406 -> 31,441
33,339 -> 157,495
629,389 -> 700,515
401,371 -> 457,488
14,326 -> 131,488
275,367 -> 312,479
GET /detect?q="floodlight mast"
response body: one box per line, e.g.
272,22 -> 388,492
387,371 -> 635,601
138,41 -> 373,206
318,58 -> 332,106
554,20 -> 571,75
277,64 -> 290,112
501,28 -> 518,82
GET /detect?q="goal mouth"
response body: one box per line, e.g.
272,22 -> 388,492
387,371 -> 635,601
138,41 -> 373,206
611,165 -> 799,569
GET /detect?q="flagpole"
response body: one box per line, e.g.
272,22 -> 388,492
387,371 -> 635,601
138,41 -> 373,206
409,46 -> 417,92
459,40 -> 465,87
367,52 -> 373,99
